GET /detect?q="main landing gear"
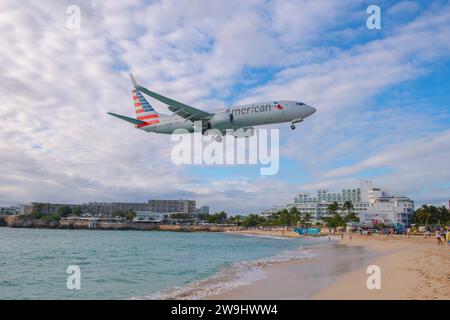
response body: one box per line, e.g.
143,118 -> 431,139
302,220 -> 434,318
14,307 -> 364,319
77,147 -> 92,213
203,129 -> 223,142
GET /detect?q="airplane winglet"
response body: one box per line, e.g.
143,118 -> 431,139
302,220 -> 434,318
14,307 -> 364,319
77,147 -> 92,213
130,73 -> 139,89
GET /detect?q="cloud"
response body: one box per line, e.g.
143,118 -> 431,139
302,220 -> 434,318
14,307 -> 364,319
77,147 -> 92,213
0,0 -> 449,213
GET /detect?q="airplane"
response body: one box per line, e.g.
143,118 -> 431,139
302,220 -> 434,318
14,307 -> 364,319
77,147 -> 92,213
108,74 -> 316,142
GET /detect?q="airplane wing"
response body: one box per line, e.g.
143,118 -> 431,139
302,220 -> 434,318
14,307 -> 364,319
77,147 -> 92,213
130,74 -> 212,121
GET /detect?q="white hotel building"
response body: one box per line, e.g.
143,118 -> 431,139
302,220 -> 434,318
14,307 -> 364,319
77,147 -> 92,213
262,181 -> 414,226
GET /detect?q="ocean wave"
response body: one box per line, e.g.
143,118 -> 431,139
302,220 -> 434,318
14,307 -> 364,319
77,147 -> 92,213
131,247 -> 317,300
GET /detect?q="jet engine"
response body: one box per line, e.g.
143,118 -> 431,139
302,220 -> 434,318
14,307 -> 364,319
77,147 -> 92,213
232,127 -> 255,138
209,112 -> 234,129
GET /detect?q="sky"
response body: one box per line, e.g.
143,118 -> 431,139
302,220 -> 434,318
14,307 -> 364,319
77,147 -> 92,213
0,0 -> 449,214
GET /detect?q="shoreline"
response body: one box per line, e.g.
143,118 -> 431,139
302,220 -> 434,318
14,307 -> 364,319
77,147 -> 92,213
0,215 -> 230,232
2,225 -> 448,299
207,231 -> 450,300
312,235 -> 450,299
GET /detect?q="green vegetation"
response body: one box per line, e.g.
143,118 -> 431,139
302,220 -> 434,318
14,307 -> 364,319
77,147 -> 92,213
265,207 -> 303,226
169,212 -> 192,220
412,205 -> 450,226
72,206 -> 82,216
193,203 -> 359,229
323,201 -> 359,231
198,211 -> 228,224
57,206 -> 73,217
241,214 -> 266,227
41,213 -> 62,222
323,214 -> 345,230
112,210 -> 136,221
18,211 -> 61,222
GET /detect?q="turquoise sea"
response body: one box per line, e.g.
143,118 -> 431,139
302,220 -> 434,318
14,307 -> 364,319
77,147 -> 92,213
0,228 -> 319,299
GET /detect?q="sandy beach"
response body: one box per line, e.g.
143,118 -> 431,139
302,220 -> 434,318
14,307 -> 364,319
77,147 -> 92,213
210,231 -> 450,300
313,234 -> 450,299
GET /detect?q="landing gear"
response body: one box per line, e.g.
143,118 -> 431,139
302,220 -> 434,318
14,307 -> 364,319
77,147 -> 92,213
204,129 -> 223,142
290,118 -> 303,130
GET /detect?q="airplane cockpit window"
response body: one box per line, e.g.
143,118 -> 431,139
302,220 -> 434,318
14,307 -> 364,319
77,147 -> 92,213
296,102 -> 305,105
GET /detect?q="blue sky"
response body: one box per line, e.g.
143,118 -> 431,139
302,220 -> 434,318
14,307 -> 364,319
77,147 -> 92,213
0,0 -> 449,214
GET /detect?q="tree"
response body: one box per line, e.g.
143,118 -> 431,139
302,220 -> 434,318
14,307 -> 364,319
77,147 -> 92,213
57,206 -> 72,217
342,201 -> 354,217
323,213 -> 346,233
215,211 -> 227,223
279,209 -> 290,226
228,215 -> 242,225
345,212 -> 360,223
304,212 -> 311,223
289,207 -> 300,226
112,210 -> 136,221
413,205 -> 433,226
326,202 -> 340,216
437,206 -> 450,224
126,210 -> 136,221
73,206 -> 82,216
200,211 -> 228,224
268,211 -> 280,226
241,214 -> 265,227
413,205 -> 450,226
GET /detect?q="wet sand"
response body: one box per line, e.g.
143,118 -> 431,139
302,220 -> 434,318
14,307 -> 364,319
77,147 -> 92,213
208,233 -> 450,300
206,239 -> 382,299
313,235 -> 450,299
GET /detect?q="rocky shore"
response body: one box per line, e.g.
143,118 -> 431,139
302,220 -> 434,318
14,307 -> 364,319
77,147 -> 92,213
0,215 -> 229,232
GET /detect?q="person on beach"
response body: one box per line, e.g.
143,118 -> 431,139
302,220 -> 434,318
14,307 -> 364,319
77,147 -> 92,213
340,232 -> 344,240
349,230 -> 353,241
406,228 -> 411,239
436,230 -> 443,245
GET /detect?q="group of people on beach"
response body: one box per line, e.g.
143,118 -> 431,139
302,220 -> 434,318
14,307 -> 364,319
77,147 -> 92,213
335,226 -> 450,246
432,229 -> 448,245
422,228 -> 449,245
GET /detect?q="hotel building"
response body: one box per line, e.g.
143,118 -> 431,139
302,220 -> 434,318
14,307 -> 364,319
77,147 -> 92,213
262,181 -> 414,226
21,199 -> 196,217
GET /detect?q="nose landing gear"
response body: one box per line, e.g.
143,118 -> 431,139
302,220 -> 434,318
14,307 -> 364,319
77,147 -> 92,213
290,118 -> 303,130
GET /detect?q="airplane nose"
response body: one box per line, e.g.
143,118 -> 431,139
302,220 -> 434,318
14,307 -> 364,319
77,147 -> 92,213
307,105 -> 316,116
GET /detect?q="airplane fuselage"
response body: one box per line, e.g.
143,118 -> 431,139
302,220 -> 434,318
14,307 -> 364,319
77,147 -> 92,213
139,100 -> 316,133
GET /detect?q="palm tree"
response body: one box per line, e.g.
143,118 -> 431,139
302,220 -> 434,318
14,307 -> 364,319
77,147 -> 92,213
231,215 -> 242,225
289,207 -> 300,226
269,211 -> 280,224
279,209 -> 289,226
342,201 -> 354,217
304,212 -> 311,223
327,201 -> 340,216
413,205 -> 434,227
437,206 -> 450,224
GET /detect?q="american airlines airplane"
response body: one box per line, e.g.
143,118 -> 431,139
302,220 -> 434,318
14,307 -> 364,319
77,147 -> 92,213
108,74 -> 316,142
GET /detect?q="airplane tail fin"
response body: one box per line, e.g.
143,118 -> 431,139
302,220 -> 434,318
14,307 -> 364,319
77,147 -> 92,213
130,79 -> 162,128
108,74 -> 162,128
